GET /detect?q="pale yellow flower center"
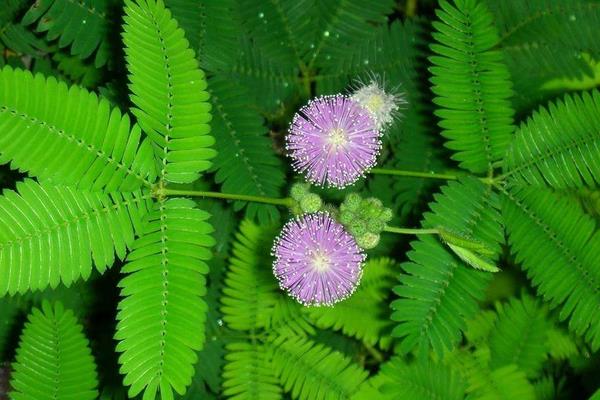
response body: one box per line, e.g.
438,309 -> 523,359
328,127 -> 347,148
311,251 -> 331,272
365,94 -> 384,114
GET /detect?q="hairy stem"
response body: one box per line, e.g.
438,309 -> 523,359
370,167 -> 458,180
162,189 -> 294,207
383,226 -> 439,235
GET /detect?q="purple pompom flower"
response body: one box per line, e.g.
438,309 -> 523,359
272,212 -> 366,306
286,95 -> 381,188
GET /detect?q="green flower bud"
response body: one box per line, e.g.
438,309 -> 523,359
356,232 -> 380,249
349,220 -> 367,236
300,193 -> 322,213
366,197 -> 383,209
343,193 -> 362,211
379,208 -> 393,223
340,211 -> 355,225
367,219 -> 384,233
290,183 -> 310,200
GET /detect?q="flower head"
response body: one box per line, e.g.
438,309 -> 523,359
286,95 -> 381,188
350,79 -> 406,130
272,212 -> 366,306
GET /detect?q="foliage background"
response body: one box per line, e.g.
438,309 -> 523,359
0,0 -> 600,399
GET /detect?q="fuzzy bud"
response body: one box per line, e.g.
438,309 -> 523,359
300,193 -> 322,213
290,183 -> 310,200
356,232 -> 380,249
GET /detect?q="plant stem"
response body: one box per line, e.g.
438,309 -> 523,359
162,189 -> 294,207
383,226 -> 439,235
406,0 -> 418,16
370,168 -> 458,181
364,343 -> 384,363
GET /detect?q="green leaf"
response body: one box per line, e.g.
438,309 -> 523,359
429,0 -> 515,173
486,0 -> 600,111
379,357 -> 466,400
115,198 -> 215,400
306,257 -> 396,348
22,0 -> 115,67
208,75 -> 285,224
0,66 -> 156,191
316,20 -> 421,96
222,342 -> 282,400
489,295 -> 550,377
0,179 -> 151,295
468,364 -> 536,400
123,0 -> 216,184
503,90 -> 600,189
10,301 -> 98,400
270,334 -> 368,400
501,186 -> 600,350
221,219 -> 279,331
308,0 -> 395,68
391,177 -> 503,356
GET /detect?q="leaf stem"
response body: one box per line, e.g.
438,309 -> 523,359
370,168 -> 458,180
383,226 -> 439,235
162,189 -> 294,207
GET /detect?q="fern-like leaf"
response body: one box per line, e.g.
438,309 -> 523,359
0,66 -> 156,190
379,357 -> 466,400
22,0 -> 115,66
0,179 -> 151,295
221,219 -> 279,331
489,295 -> 549,377
307,257 -> 395,348
308,0 -> 395,68
270,334 -> 368,400
10,301 -> 98,400
468,364 -> 536,400
429,0 -> 515,173
222,342 -> 282,400
486,0 -> 600,110
391,177 -> 503,355
501,186 -> 600,350
123,0 -> 215,184
115,198 -> 215,399
316,20 -> 422,97
208,75 -> 285,223
503,90 -> 600,189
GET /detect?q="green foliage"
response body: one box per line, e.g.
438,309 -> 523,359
502,187 -> 600,350
0,179 -> 151,295
221,219 -> 279,331
22,0 -> 116,67
503,90 -> 600,188
467,363 -> 536,400
123,0 -> 215,184
0,66 -> 156,191
270,334 -> 369,400
488,295 -> 549,376
391,177 -> 503,356
208,75 -> 285,223
486,0 -> 600,110
222,342 -> 281,400
0,0 -> 599,398
429,0 -> 515,173
115,198 -> 215,399
379,357 -> 466,400
10,301 -> 98,400
306,258 -> 396,348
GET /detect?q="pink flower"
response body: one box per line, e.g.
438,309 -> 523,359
272,213 -> 365,306
286,95 -> 381,188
